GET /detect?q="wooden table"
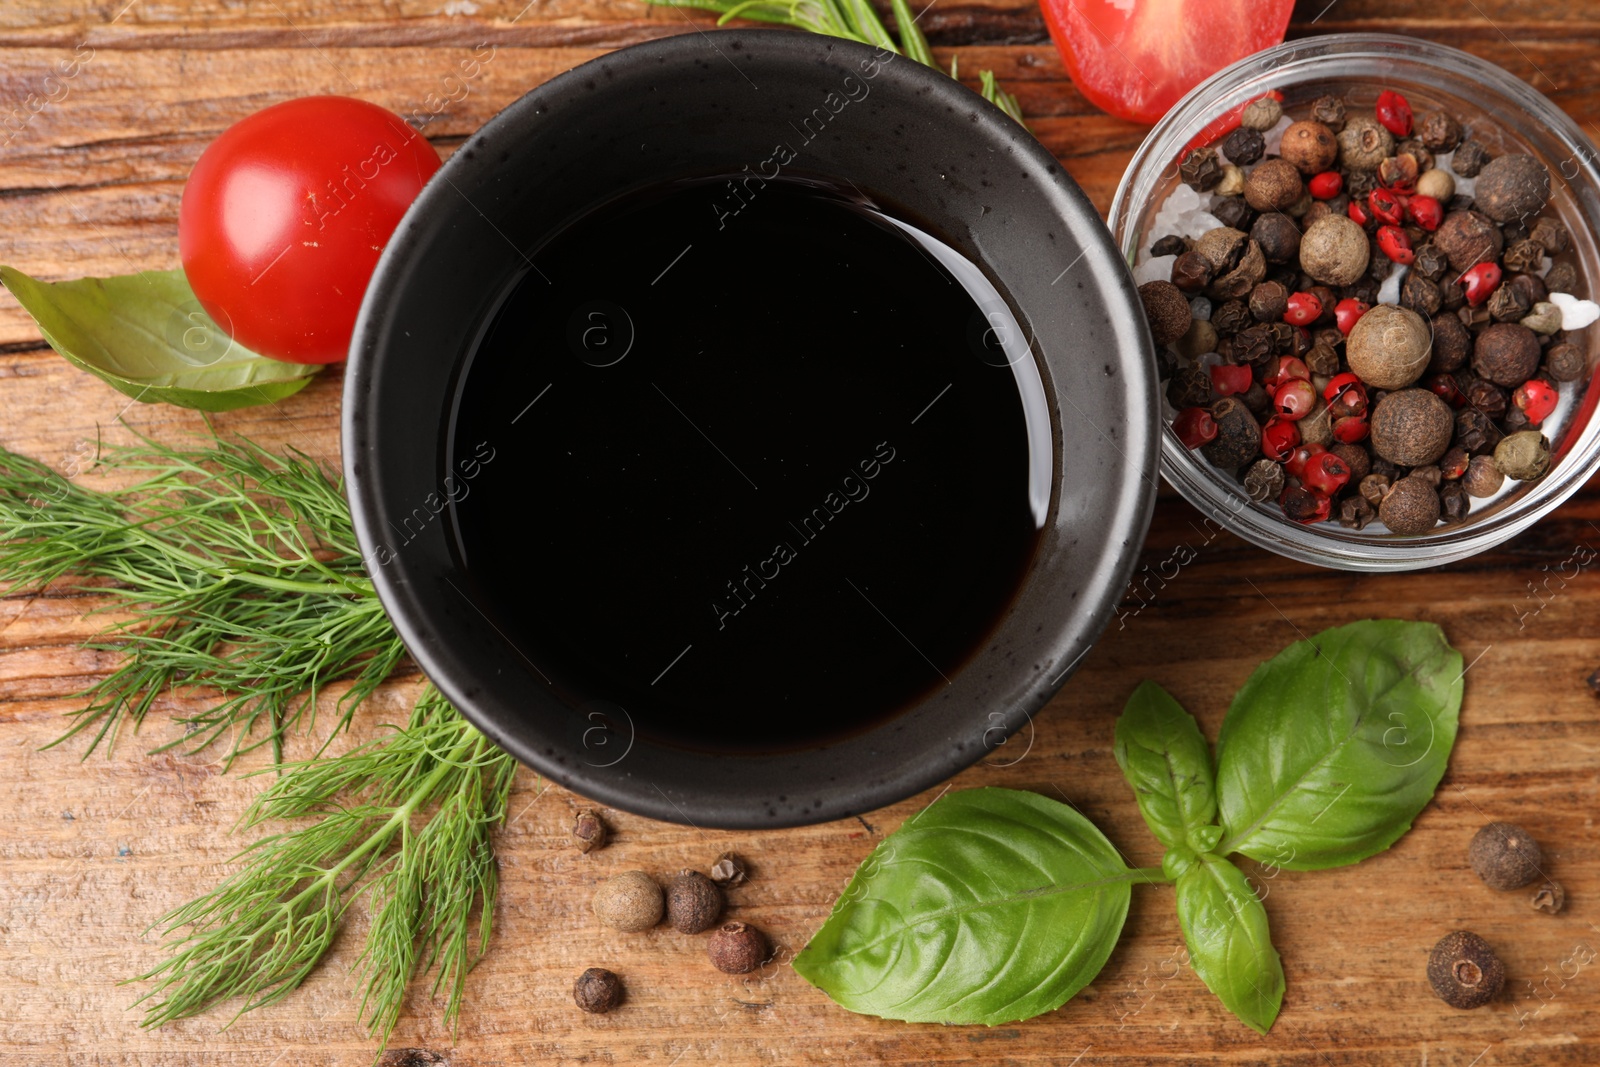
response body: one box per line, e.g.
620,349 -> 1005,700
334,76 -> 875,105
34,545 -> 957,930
2,1 -> 1597,1063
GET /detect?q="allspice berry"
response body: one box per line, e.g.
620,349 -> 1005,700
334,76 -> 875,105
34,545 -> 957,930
1379,474 -> 1442,535
1462,453 -> 1504,497
1279,120 -> 1339,175
1138,281 -> 1192,346
1472,153 -> 1552,223
572,809 -> 608,854
1244,158 -> 1304,213
1531,880 -> 1566,914
1428,312 -> 1472,374
1494,431 -> 1552,481
1469,822 -> 1544,889
1337,113 -> 1396,171
1299,214 -> 1371,287
1371,389 -> 1454,466
1546,340 -> 1587,382
1434,210 -> 1505,273
573,968 -> 624,1014
707,921 -> 769,975
1428,931 -> 1505,1010
1347,304 -> 1432,389
1472,322 -> 1541,386
592,870 -> 664,932
666,869 -> 724,934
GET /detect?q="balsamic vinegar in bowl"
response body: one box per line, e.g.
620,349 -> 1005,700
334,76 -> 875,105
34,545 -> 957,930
446,177 -> 1051,752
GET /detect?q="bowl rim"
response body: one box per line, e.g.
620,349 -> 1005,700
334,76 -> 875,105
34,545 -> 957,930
1109,31 -> 1600,571
344,28 -> 1158,827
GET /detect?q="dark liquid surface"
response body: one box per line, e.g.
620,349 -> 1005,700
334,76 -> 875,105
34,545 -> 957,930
447,177 -> 1048,752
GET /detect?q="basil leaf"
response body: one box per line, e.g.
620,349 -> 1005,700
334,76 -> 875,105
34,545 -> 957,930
0,266 -> 319,411
792,787 -> 1137,1024
1215,620 -> 1462,870
1114,680 -> 1218,850
1174,852 -> 1284,1034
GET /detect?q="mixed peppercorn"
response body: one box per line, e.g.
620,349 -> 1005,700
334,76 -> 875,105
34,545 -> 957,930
1142,87 -> 1594,533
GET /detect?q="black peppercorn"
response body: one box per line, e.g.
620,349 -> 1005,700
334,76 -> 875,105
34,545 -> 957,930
1440,446 -> 1470,480
710,851 -> 749,888
1249,280 -> 1289,322
1413,241 -> 1451,281
1531,216 -> 1569,255
1455,408 -> 1502,454
1545,341 -> 1587,382
1486,282 -> 1531,323
1439,277 -> 1467,311
1207,240 -> 1267,301
1428,931 -> 1505,1010
572,808 -> 609,854
1180,147 -> 1224,191
1339,494 -> 1376,530
1417,110 -> 1463,152
1170,250 -> 1215,293
1451,139 -> 1492,178
1502,238 -> 1545,275
1401,271 -> 1442,316
1234,324 -> 1275,365
574,968 -> 625,1014
1501,403 -> 1533,434
1469,822 -> 1544,889
1166,364 -> 1213,409
1510,271 -> 1547,307
1462,453 -> 1504,496
1210,195 -> 1255,231
1398,139 -> 1436,175
1221,125 -> 1265,166
1211,298 -> 1252,336
1139,281 -> 1193,346
1251,213 -> 1303,265
1439,480 -> 1470,524
1310,93 -> 1346,131
1242,458 -> 1285,502
1359,472 -> 1391,507
1200,396 -> 1261,470
1545,260 -> 1580,296
1531,880 -> 1566,914
1428,312 -> 1472,374
707,921 -> 769,975
1473,323 -> 1542,386
1150,234 -> 1188,258
1465,378 -> 1509,420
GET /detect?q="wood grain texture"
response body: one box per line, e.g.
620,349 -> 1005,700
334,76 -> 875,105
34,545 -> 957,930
1,1 -> 1599,1064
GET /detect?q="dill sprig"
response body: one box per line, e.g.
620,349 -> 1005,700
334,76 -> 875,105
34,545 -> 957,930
646,0 -> 1026,123
132,686 -> 519,1049
0,433 -> 405,766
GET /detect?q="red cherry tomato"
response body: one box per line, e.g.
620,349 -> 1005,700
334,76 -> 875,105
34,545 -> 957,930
1039,0 -> 1295,125
179,96 -> 441,364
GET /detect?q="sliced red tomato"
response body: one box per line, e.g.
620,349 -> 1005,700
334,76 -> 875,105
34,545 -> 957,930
1039,0 -> 1296,125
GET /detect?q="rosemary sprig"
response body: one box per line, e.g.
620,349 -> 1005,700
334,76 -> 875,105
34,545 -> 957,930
0,433 -> 404,766
132,686 -> 519,1049
647,0 -> 1025,123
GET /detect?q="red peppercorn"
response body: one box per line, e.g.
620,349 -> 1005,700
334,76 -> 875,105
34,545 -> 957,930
1309,171 -> 1344,199
1460,262 -> 1503,307
1513,379 -> 1559,424
1407,194 -> 1443,231
1274,378 -> 1318,420
1369,188 -> 1407,226
1348,197 -> 1371,226
1283,291 -> 1324,327
1209,363 -> 1253,397
1173,407 -> 1219,448
1426,373 -> 1468,408
1334,297 -> 1370,335
1377,225 -> 1415,264
1376,89 -> 1414,137
1283,442 -> 1327,479
1280,484 -> 1332,524
1323,372 -> 1368,418
1302,451 -> 1351,495
1267,356 -> 1312,391
1332,415 -> 1370,443
1261,416 -> 1302,462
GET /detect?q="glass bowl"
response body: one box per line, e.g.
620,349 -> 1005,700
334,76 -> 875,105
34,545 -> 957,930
1109,33 -> 1600,570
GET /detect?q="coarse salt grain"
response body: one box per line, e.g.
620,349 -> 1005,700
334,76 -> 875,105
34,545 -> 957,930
1134,255 -> 1177,286
1550,291 -> 1600,330
1376,264 -> 1408,306
1261,115 -> 1294,156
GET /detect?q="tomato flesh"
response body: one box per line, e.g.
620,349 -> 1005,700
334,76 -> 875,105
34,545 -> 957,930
179,96 -> 440,364
1039,0 -> 1296,125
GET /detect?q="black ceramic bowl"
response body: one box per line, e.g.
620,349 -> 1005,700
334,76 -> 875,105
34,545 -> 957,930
344,29 -> 1155,828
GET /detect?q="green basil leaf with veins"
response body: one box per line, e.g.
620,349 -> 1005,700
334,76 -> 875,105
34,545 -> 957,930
1214,619 -> 1462,870
792,787 -> 1139,1025
1115,680 -> 1218,850
1175,851 -> 1284,1034
0,266 -> 319,411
